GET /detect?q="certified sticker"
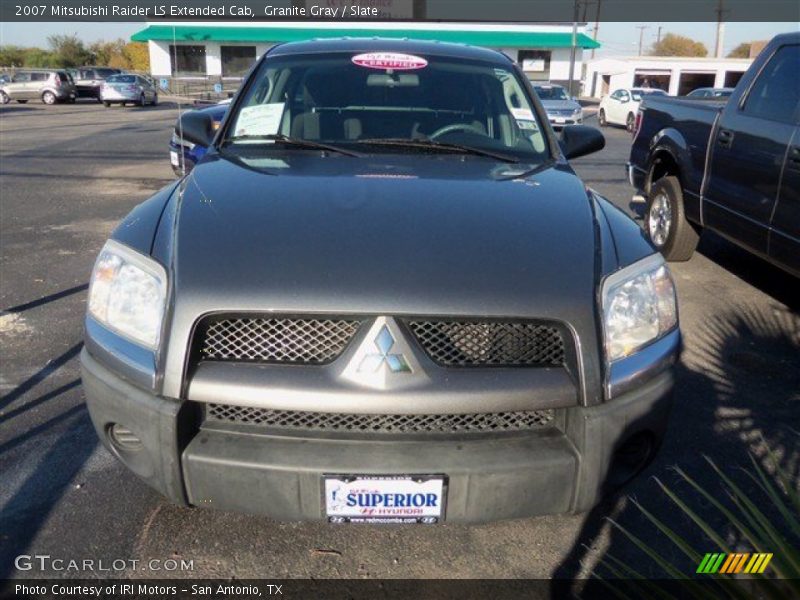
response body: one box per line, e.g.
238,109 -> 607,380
352,52 -> 428,70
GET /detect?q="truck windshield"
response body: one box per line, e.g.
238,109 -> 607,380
226,52 -> 550,163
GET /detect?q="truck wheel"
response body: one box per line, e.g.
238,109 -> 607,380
646,176 -> 700,261
598,109 -> 607,127
626,113 -> 635,132
42,91 -> 56,105
103,101 -> 111,107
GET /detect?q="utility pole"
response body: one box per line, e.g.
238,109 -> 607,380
567,0 -> 580,98
591,0 -> 601,60
714,0 -> 728,58
636,25 -> 650,56
656,26 -> 663,44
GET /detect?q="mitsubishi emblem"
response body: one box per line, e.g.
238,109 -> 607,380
357,325 -> 411,373
341,317 -> 425,389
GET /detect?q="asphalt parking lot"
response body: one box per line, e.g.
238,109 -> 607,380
1,101 -> 798,584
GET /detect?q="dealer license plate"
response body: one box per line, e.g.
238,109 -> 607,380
170,151 -> 179,167
324,474 -> 446,524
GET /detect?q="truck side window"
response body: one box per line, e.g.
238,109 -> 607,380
742,44 -> 800,124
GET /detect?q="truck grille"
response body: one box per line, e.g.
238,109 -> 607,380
195,316 -> 568,368
200,317 -> 361,364
407,320 -> 565,367
206,403 -> 555,434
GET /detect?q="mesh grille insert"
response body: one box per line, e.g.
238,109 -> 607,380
407,320 -> 565,367
206,404 -> 555,434
200,318 -> 360,364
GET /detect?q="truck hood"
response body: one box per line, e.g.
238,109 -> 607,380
163,151 -> 599,320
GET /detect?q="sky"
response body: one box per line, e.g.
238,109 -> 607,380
0,21 -> 796,57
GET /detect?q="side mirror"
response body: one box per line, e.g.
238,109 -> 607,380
178,110 -> 215,147
559,125 -> 605,160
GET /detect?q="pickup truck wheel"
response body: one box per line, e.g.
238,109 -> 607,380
646,176 -> 700,261
598,109 -> 607,127
103,101 -> 111,107
626,113 -> 635,132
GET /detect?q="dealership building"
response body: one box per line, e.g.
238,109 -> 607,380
131,21 -> 600,89
582,55 -> 754,98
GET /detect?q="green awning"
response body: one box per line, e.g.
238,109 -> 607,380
131,26 -> 600,49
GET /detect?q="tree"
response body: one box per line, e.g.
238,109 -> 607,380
122,42 -> 150,72
47,34 -> 91,67
22,48 -> 56,68
0,45 -> 27,67
650,33 -> 708,57
727,42 -> 751,58
89,39 -> 126,66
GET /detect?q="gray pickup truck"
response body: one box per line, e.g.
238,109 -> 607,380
628,32 -> 799,277
82,39 -> 680,524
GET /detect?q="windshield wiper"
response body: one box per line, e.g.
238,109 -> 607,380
356,138 -> 520,163
224,134 -> 362,157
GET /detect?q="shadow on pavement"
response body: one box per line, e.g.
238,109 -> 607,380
0,343 -> 82,412
551,301 -> 800,593
0,408 -> 96,578
2,284 -> 88,315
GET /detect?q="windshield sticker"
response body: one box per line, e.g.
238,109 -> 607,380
511,107 -> 535,121
233,102 -> 285,137
352,53 -> 428,70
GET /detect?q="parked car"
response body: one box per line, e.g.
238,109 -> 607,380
599,88 -> 668,131
628,32 -> 799,277
531,83 -> 583,129
686,87 -> 734,98
0,69 -> 77,105
73,66 -> 124,101
169,102 -> 228,176
100,74 -> 158,107
82,39 -> 679,524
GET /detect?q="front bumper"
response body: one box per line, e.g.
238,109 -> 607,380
81,345 -> 675,522
547,115 -> 583,129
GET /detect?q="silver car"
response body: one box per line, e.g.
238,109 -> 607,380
100,74 -> 159,107
532,83 -> 583,129
0,70 -> 77,105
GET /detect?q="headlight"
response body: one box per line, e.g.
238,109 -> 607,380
88,240 -> 167,349
601,254 -> 677,362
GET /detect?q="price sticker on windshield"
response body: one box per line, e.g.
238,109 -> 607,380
352,53 -> 428,70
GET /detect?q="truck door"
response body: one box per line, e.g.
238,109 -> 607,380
703,43 -> 800,259
769,125 -> 800,277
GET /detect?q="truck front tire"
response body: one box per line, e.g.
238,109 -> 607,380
646,176 -> 700,261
